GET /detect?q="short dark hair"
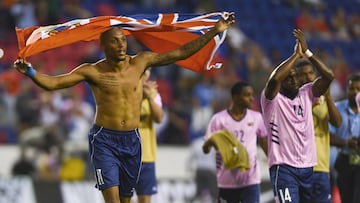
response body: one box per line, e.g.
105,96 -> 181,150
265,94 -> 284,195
294,59 -> 318,76
294,59 -> 312,69
347,73 -> 360,86
100,27 -> 123,44
231,81 -> 250,96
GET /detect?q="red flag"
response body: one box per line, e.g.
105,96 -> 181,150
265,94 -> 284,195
15,12 -> 229,73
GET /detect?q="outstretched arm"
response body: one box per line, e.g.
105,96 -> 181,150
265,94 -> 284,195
294,29 -> 335,97
144,13 -> 235,67
264,30 -> 303,100
14,59 -> 87,91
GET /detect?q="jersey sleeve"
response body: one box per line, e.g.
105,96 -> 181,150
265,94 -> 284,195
204,114 -> 222,141
256,113 -> 268,138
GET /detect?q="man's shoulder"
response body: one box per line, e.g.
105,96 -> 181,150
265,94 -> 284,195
299,82 -> 313,93
131,51 -> 152,59
90,59 -> 119,70
219,109 -> 229,115
127,52 -> 154,67
211,109 -> 229,119
335,100 -> 348,110
92,59 -> 106,66
73,60 -> 104,75
247,108 -> 262,116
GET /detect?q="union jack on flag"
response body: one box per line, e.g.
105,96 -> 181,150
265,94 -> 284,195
15,12 -> 231,72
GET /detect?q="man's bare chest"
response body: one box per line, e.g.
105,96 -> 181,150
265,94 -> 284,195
97,73 -> 141,93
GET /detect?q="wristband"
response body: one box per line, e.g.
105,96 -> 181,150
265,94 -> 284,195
25,63 -> 36,78
305,49 -> 313,58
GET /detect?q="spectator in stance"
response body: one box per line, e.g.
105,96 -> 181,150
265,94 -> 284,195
330,73 -> 360,203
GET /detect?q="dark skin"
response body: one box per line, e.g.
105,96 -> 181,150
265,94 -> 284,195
330,80 -> 360,151
137,68 -> 163,203
297,62 -> 342,128
14,13 -> 236,203
203,85 -> 268,156
264,29 -> 334,101
141,68 -> 163,124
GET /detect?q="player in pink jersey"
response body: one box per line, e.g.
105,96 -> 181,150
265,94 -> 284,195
260,29 -> 335,203
203,81 -> 268,203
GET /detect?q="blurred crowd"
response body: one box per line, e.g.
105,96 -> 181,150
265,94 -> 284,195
0,0 -> 359,182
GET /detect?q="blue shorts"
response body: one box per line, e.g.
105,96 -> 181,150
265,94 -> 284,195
135,162 -> 157,195
218,184 -> 260,203
88,125 -> 142,197
312,171 -> 331,203
270,165 -> 313,203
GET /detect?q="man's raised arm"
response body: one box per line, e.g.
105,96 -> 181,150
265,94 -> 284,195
146,12 -> 235,67
294,29 -> 335,97
264,30 -> 303,100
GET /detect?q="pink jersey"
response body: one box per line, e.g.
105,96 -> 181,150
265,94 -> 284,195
204,109 -> 268,188
260,83 -> 317,168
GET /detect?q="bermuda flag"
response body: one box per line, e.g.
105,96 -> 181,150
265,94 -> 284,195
15,12 -> 230,72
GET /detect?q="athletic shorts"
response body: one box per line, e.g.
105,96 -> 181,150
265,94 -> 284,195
312,171 -> 331,203
88,125 -> 142,197
135,162 -> 157,195
270,164 -> 313,203
218,184 -> 260,203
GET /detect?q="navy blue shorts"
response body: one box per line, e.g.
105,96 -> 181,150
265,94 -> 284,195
312,171 -> 331,203
270,165 -> 313,203
135,162 -> 157,195
218,184 -> 260,203
88,125 -> 142,197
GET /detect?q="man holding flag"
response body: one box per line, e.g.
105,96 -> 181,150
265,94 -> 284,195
14,12 -> 235,203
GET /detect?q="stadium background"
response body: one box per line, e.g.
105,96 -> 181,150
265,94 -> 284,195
0,0 -> 359,202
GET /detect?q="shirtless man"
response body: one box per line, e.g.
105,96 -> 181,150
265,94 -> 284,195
13,13 -> 235,203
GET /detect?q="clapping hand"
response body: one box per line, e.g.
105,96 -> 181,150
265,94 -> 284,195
293,29 -> 308,55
